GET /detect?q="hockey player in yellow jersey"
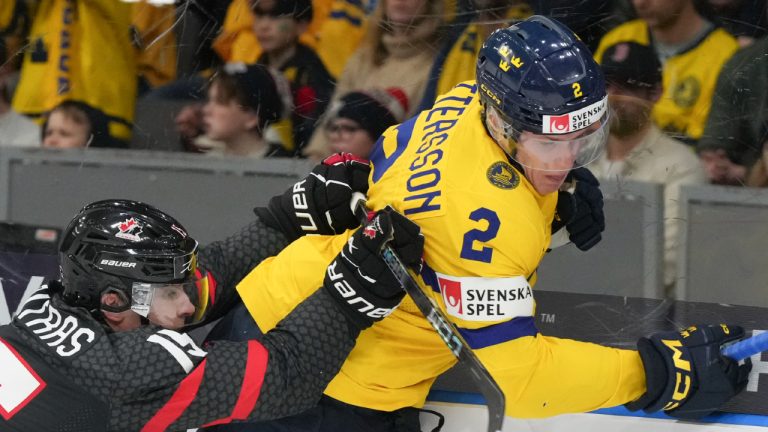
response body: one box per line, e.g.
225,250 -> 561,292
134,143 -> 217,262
212,16 -> 751,432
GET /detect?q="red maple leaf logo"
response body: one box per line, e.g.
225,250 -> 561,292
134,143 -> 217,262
363,225 -> 377,239
119,218 -> 137,233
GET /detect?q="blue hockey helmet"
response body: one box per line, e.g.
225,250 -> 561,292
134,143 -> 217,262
476,16 -> 609,172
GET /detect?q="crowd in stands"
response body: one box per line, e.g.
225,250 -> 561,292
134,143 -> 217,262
0,0 -> 766,291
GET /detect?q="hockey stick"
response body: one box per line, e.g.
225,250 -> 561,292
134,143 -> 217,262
722,330 -> 768,361
350,192 -> 505,432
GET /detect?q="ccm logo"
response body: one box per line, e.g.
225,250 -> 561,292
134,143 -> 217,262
100,259 -> 136,268
326,261 -> 393,319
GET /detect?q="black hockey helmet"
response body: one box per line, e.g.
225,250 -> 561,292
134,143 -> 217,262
59,200 -> 209,327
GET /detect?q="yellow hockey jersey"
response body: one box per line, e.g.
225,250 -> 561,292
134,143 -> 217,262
594,20 -> 738,141
238,82 -> 645,417
12,0 -> 136,143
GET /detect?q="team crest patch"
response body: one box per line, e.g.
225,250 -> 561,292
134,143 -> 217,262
362,216 -> 383,239
113,217 -> 144,242
486,161 -> 519,189
672,76 -> 701,109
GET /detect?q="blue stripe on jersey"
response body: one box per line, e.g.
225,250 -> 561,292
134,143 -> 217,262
370,115 -> 417,182
329,10 -> 362,27
457,317 -> 538,350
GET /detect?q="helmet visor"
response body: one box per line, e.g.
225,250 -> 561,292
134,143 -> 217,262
130,272 -> 210,330
486,98 -> 610,172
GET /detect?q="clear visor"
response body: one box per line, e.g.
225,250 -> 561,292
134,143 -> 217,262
130,273 -> 210,330
486,106 -> 610,172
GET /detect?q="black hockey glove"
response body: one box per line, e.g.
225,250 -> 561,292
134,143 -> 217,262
323,207 -> 424,330
256,153 -> 371,241
551,167 -> 605,251
626,324 -> 752,420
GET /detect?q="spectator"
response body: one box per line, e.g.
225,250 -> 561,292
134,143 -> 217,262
588,41 -> 706,293
417,0 -> 533,111
41,100 -> 118,149
250,0 -> 335,155
212,0 -> 332,65
698,35 -> 768,185
594,0 -> 739,144
303,0 -> 447,159
0,37 -> 38,148
201,63 -> 293,158
12,1 -> 137,147
699,0 -> 768,46
320,87 -> 409,158
141,0 -> 331,103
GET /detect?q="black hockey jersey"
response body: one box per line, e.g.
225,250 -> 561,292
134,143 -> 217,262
0,218 -> 359,431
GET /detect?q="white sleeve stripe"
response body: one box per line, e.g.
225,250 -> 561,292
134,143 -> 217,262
158,329 -> 188,344
148,334 -> 194,373
325,179 -> 352,189
309,172 -> 326,183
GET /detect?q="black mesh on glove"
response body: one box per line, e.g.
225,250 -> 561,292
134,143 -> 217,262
552,167 -> 605,251
256,153 -> 371,241
626,324 -> 752,420
323,207 -> 424,330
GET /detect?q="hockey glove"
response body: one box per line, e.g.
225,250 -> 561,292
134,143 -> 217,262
626,324 -> 752,420
323,207 -> 424,330
256,153 -> 371,241
551,167 -> 605,251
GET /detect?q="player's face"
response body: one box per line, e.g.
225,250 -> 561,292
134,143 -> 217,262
516,131 -> 579,195
326,118 -> 376,158
42,111 -> 91,149
203,82 -> 259,142
146,285 -> 196,330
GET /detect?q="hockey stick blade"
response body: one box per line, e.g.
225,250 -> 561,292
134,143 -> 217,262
350,192 -> 505,432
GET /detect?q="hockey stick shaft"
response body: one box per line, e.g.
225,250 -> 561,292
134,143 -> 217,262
350,193 -> 505,432
722,331 -> 768,361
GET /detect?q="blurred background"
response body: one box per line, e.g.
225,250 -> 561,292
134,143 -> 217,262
0,0 -> 767,310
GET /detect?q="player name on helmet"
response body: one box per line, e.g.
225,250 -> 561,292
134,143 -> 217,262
99,259 -> 137,268
326,261 -> 394,319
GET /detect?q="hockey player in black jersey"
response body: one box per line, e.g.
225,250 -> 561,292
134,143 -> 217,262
0,153 -> 424,431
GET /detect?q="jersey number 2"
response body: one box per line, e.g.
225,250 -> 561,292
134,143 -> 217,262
0,338 -> 45,420
460,208 -> 500,263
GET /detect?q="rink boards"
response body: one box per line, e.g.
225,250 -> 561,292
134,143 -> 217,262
422,394 -> 768,432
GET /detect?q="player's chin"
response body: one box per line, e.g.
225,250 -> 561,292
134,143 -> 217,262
535,173 -> 568,195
